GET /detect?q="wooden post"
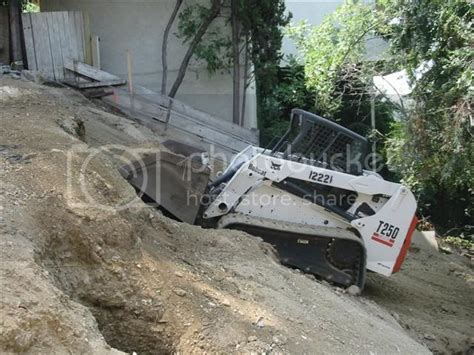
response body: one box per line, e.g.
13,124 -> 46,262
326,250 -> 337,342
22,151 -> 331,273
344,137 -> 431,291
126,49 -> 133,94
126,49 -> 135,116
8,0 -> 23,67
370,93 -> 376,172
164,97 -> 173,132
91,35 -> 101,69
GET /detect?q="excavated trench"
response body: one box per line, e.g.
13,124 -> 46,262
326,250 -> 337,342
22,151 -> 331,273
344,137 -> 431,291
33,197 -> 176,354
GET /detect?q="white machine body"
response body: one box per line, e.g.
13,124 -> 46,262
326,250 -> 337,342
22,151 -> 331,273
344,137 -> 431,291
204,146 -> 418,276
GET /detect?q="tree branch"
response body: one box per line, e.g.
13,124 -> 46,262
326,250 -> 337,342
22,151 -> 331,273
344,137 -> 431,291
162,0 -> 184,95
168,0 -> 223,98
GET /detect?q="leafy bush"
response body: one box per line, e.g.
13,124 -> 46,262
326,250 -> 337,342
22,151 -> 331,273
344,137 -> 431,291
271,0 -> 473,233
382,0 -> 473,231
260,2 -> 396,169
286,1 -> 379,117
258,58 -> 313,146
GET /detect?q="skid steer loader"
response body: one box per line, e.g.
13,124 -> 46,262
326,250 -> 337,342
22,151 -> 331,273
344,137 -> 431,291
121,109 -> 418,289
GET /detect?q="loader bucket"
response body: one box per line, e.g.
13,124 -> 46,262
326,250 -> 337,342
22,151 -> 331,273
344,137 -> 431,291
120,141 -> 211,224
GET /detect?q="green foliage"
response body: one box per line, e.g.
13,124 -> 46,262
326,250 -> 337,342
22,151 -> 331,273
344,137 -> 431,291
286,1 -> 379,116
259,58 -> 313,145
175,0 -> 291,137
177,3 -> 232,74
262,2 -> 395,163
0,0 -> 39,12
239,0 -> 291,94
23,1 -> 38,12
440,234 -> 474,258
176,0 -> 291,80
280,0 -> 472,231
174,0 -> 472,232
382,0 -> 473,229
258,56 -> 396,155
444,236 -> 473,251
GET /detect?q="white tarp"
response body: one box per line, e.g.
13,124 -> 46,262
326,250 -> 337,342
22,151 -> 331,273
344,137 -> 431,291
373,60 -> 434,108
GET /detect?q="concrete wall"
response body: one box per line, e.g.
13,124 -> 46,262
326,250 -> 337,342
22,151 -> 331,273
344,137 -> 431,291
41,0 -> 257,129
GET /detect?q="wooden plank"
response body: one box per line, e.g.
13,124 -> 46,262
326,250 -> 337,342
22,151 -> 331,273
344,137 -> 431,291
110,99 -> 241,157
30,13 -> 54,79
83,88 -> 114,99
91,35 -> 101,69
58,11 -> 74,80
83,12 -> 92,65
52,12 -> 66,80
176,100 -> 258,144
64,59 -> 122,81
118,85 -> 258,145
46,12 -> 64,80
21,11 -> 88,80
67,79 -> 126,89
126,49 -> 133,93
73,12 -> 85,62
104,88 -> 254,152
133,86 -> 259,144
21,13 -> 37,71
59,12 -> 73,60
65,12 -> 79,62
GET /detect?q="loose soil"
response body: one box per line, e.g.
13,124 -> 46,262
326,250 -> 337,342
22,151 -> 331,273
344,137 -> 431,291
1,76 -> 472,354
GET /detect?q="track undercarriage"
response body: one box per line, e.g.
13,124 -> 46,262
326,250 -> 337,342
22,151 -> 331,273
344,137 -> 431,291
217,214 -> 366,288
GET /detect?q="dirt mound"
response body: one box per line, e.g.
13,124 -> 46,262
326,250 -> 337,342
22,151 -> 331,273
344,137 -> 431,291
0,76 -> 466,354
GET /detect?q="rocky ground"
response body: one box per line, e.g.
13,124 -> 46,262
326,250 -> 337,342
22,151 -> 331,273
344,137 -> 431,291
0,76 -> 472,354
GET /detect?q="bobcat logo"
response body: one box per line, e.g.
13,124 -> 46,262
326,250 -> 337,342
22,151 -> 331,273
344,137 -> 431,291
248,163 -> 267,177
271,162 -> 282,171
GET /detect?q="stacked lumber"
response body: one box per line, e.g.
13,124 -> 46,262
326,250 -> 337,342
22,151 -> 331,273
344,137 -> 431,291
63,60 -> 259,156
63,59 -> 126,97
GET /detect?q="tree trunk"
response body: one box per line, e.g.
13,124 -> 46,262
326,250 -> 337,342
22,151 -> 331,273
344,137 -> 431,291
168,0 -> 222,98
231,0 -> 240,125
8,0 -> 23,66
161,0 -> 183,95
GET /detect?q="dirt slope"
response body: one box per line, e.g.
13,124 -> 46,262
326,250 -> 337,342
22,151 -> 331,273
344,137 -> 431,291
0,76 -> 468,354
366,248 -> 474,354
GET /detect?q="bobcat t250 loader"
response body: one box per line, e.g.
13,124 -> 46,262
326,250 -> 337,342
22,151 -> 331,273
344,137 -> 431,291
121,109 -> 418,290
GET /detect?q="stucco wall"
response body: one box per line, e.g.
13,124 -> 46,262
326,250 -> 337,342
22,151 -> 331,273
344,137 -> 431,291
41,0 -> 257,129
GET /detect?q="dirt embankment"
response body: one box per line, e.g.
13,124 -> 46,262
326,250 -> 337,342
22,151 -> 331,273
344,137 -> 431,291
0,77 -> 472,354
366,248 -> 474,354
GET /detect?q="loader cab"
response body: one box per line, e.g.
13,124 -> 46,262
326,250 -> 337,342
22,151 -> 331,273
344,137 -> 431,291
271,109 -> 369,175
